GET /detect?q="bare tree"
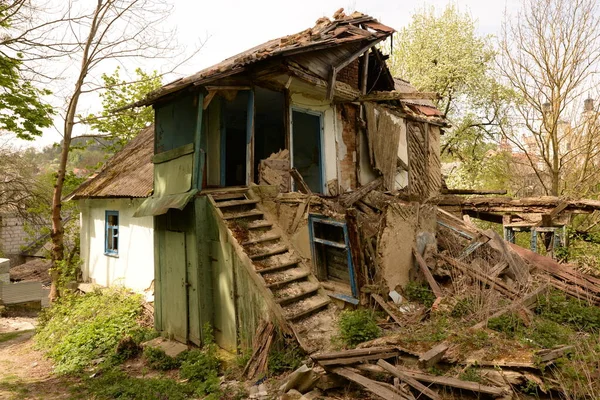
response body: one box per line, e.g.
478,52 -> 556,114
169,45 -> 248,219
497,0 -> 600,196
49,0 -> 182,301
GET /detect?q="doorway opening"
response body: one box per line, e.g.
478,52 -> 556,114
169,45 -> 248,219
254,87 -> 285,183
222,92 -> 249,186
292,109 -> 323,193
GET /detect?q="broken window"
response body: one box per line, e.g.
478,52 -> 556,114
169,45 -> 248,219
308,214 -> 358,300
105,210 -> 119,256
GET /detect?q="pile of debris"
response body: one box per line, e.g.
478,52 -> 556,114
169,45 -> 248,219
269,189 -> 600,399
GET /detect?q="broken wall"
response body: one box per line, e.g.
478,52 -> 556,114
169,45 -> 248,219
336,104 -> 359,193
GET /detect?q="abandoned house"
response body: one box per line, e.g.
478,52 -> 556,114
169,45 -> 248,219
107,10 -> 448,354
67,126 -> 155,294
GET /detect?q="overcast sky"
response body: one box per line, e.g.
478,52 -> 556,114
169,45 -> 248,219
23,0 -> 520,149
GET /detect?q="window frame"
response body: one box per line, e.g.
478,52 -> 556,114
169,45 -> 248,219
105,210 -> 119,256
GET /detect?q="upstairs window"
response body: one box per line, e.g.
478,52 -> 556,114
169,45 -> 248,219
105,211 -> 119,256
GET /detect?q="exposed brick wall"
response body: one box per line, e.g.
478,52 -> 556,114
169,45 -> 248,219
337,104 -> 359,191
337,58 -> 360,89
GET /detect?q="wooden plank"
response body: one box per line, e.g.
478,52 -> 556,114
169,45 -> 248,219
318,352 -> 399,366
377,359 -> 441,400
418,343 -> 449,369
372,293 -> 403,327
290,168 -> 312,194
398,369 -> 508,397
358,91 -> 440,101
339,176 -> 383,207
202,90 -> 216,110
330,367 -> 408,400
313,346 -> 400,361
412,248 -> 443,298
153,142 -> 195,164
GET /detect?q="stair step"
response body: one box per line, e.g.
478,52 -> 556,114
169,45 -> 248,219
216,199 -> 259,208
257,259 -> 302,274
223,210 -> 264,220
247,221 -> 273,230
266,272 -> 311,289
276,284 -> 320,305
286,297 -> 331,321
242,234 -> 281,246
250,246 -> 289,260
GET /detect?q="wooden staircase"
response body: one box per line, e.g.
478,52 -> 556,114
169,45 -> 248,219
207,189 -> 338,353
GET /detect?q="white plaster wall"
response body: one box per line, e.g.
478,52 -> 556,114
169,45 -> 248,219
290,92 -> 337,195
79,198 -> 154,293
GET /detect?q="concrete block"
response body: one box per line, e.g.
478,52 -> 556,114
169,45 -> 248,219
0,273 -> 9,283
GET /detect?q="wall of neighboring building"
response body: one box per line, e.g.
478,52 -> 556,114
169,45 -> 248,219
79,198 -> 154,293
0,213 -> 46,267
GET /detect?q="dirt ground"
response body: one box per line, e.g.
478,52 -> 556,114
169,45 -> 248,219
0,315 -> 78,400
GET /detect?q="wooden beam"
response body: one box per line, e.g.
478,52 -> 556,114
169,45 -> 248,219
339,176 -> 383,207
412,248 -> 443,298
361,49 -> 370,95
358,91 -> 441,102
441,189 -> 508,195
313,346 -> 400,361
372,293 -> 403,327
329,367 -> 409,400
418,343 -> 449,369
202,90 -> 216,110
326,66 -> 338,101
377,360 -> 441,400
290,168 -> 312,194
396,369 -> 508,397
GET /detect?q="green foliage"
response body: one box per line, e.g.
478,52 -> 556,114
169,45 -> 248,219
76,368 -> 195,400
451,297 -> 475,318
390,4 -> 512,168
404,281 -> 436,308
268,341 -> 304,376
337,309 -> 381,347
35,288 -> 144,374
459,366 -> 482,383
81,67 -> 162,154
535,290 -> 600,332
526,319 -> 573,349
0,53 -> 54,140
143,346 -> 184,371
488,312 -> 525,337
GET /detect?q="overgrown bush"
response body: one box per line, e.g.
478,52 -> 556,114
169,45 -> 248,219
404,281 -> 436,308
35,288 -> 145,374
338,309 -> 381,347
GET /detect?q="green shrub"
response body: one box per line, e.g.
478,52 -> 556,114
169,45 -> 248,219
536,290 -> 600,332
143,346 -> 181,371
526,319 -> 573,348
404,282 -> 436,308
179,324 -> 222,398
338,309 -> 381,347
451,297 -> 474,318
268,341 -> 303,376
35,288 -> 144,374
488,312 -> 525,337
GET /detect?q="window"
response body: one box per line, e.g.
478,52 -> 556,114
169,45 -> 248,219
105,211 -> 119,255
308,214 -> 358,301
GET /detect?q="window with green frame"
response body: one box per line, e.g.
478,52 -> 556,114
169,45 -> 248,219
105,210 -> 119,255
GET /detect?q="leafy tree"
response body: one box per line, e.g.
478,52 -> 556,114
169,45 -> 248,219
0,3 -> 54,140
390,5 -> 513,178
81,67 -> 161,153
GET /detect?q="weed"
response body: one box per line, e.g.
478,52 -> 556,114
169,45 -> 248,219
488,312 -> 525,338
268,340 -> 304,376
404,281 -> 436,308
337,309 -> 381,347
35,288 -> 144,374
536,290 -> 600,332
525,319 -> 573,348
459,366 -> 482,383
451,297 -> 474,318
143,346 -> 181,371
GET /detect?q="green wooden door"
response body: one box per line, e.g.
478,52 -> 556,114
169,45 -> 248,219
211,239 -> 237,351
164,230 -> 188,342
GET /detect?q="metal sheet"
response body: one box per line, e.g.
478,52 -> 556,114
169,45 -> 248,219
133,189 -> 198,217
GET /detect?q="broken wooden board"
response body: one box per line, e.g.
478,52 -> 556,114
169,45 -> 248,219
313,346 -> 400,367
371,293 -> 403,327
412,248 -> 443,298
290,168 -> 312,194
418,342 -> 449,369
377,359 -> 441,400
329,367 -> 410,400
259,149 -> 290,192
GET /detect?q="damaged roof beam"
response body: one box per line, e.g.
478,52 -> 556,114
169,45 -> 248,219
327,37 -> 386,101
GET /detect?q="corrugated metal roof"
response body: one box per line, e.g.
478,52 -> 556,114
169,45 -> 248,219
67,126 -> 154,200
131,10 -> 395,108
